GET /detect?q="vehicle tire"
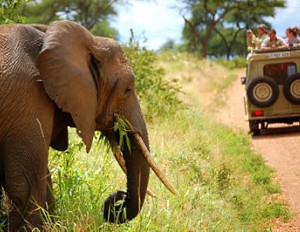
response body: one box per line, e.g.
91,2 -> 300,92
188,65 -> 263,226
249,121 -> 260,136
247,76 -> 279,107
283,73 -> 300,104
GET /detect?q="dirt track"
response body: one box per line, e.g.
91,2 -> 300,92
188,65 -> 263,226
218,73 -> 300,230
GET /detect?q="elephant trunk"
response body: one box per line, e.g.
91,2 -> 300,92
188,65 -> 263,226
103,123 -> 150,223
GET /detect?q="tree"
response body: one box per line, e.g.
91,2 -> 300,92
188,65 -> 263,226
159,39 -> 177,52
0,0 -> 31,24
20,0 -> 122,28
18,0 -> 128,38
180,0 -> 286,58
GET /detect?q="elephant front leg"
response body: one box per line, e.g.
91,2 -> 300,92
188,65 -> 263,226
4,146 -> 49,231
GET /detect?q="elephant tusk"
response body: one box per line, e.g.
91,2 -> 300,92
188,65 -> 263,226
133,133 -> 178,195
112,143 -> 126,173
112,143 -> 157,198
114,113 -> 178,195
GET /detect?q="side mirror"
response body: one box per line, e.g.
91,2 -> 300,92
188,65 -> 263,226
241,77 -> 246,85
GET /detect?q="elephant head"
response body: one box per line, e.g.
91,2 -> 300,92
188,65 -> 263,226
36,20 -> 176,223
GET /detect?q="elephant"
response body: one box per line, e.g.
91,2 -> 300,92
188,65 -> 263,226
0,20 -> 176,231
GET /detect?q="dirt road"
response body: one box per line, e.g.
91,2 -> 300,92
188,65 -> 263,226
218,74 -> 300,230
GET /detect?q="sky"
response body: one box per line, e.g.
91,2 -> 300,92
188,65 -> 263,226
112,0 -> 300,50
111,1 -> 184,50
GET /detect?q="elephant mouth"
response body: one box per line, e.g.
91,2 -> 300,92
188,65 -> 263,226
112,113 -> 178,196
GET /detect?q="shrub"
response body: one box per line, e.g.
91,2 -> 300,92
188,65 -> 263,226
216,57 -> 246,69
0,0 -> 29,24
123,30 -> 184,121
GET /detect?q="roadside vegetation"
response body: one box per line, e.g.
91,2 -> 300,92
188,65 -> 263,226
8,43 -> 287,231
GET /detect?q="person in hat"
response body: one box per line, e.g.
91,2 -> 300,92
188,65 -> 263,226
254,24 -> 269,49
246,24 -> 269,50
261,29 -> 288,49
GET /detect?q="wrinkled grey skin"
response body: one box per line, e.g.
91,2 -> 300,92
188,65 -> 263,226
0,20 -> 150,230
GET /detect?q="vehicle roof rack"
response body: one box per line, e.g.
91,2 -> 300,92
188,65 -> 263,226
252,46 -> 300,54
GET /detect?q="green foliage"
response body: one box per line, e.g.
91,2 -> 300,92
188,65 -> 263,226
159,39 -> 178,52
123,31 -> 184,120
216,57 -> 247,69
262,203 -> 290,221
113,116 -> 131,153
147,108 -> 290,230
0,0 -> 30,24
90,19 -> 119,38
0,190 -> 8,229
46,137 -> 111,230
19,0 -> 121,31
17,0 -> 61,24
217,163 -> 232,192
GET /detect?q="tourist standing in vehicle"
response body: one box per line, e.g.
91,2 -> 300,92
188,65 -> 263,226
285,27 -> 300,46
255,24 -> 269,49
246,24 -> 268,50
261,29 -> 288,49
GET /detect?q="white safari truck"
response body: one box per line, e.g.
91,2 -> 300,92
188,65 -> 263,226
241,47 -> 300,135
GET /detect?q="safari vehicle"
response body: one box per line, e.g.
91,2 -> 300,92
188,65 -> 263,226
241,46 -> 300,135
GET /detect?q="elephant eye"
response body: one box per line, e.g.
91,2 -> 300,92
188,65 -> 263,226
125,87 -> 132,94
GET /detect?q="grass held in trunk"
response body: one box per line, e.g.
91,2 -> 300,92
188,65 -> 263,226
113,115 -> 131,154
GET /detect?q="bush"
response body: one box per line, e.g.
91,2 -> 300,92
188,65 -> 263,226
123,31 -> 184,121
216,57 -> 246,69
0,0 -> 29,24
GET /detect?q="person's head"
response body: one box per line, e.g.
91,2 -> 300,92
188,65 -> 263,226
291,26 -> 298,34
257,24 -> 267,35
286,27 -> 297,38
268,29 -> 277,40
246,29 -> 253,37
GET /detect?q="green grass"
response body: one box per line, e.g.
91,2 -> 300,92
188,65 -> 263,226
4,114 -> 288,231
35,109 -> 288,231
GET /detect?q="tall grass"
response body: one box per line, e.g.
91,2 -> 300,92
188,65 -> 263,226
39,109 -> 289,231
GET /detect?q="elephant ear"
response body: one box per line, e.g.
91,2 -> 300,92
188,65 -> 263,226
37,20 -> 97,152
